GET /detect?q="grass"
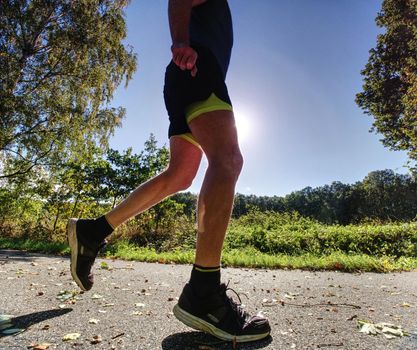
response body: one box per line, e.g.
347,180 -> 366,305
0,237 -> 69,255
1,237 -> 416,272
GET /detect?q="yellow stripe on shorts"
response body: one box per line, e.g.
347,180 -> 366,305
185,93 -> 233,124
176,133 -> 201,148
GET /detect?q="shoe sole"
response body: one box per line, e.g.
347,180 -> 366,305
67,218 -> 88,291
173,304 -> 270,343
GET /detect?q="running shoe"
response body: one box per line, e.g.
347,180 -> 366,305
67,218 -> 106,291
173,282 -> 271,342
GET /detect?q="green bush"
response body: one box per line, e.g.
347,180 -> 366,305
225,209 -> 417,257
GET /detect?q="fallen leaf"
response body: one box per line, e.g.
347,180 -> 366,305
41,324 -> 50,330
56,290 -> 78,302
91,294 -> 103,299
359,322 -> 378,335
358,320 -> 407,338
284,293 -> 297,300
100,262 -> 112,270
28,343 -> 51,350
381,325 -> 404,338
90,335 -> 102,344
89,319 -> 99,324
62,333 -> 81,341
135,303 -> 145,308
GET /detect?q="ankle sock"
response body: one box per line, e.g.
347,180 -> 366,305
189,264 -> 221,298
78,215 -> 114,243
91,215 -> 114,241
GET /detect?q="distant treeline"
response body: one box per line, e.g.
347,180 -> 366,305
174,169 -> 417,225
1,135 -> 416,243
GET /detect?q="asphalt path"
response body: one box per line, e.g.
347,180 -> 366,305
1,250 -> 417,350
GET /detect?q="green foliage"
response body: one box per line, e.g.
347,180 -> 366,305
2,236 -> 416,272
0,236 -> 69,254
356,0 -> 417,161
230,169 -> 417,225
0,135 -> 171,240
226,209 -> 417,258
0,0 -> 137,179
113,198 -> 196,252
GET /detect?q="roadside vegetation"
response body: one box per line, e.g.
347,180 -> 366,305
1,136 -> 417,273
1,207 -> 416,272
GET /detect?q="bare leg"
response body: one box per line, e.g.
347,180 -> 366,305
105,137 -> 202,228
189,110 -> 243,267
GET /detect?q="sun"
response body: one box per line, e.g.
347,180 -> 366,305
234,107 -> 252,143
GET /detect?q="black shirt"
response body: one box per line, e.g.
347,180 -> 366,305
190,0 -> 233,79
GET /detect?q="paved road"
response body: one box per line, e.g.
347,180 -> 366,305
0,250 -> 417,350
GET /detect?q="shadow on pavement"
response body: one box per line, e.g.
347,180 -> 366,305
0,250 -> 66,264
0,308 -> 72,337
161,331 -> 272,350
0,250 -> 38,263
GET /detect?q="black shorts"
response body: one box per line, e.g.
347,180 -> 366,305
163,46 -> 232,140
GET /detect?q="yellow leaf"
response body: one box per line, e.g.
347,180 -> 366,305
62,333 -> 80,341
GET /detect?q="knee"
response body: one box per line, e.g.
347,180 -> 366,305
164,167 -> 196,192
209,148 -> 244,180
175,174 -> 195,191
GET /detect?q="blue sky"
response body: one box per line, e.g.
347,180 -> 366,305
109,0 -> 409,196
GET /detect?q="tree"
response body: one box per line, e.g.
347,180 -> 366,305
356,0 -> 417,162
0,134 -> 171,237
0,0 -> 137,179
85,134 -> 169,208
354,169 -> 417,221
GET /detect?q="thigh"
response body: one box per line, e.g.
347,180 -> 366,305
168,135 -> 203,177
188,109 -> 241,160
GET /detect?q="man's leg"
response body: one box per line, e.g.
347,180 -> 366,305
68,136 -> 202,291
173,110 -> 270,342
189,110 -> 243,267
105,136 -> 203,228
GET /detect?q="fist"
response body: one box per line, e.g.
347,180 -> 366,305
171,45 -> 198,77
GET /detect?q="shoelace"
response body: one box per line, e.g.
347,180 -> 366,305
221,282 -> 249,325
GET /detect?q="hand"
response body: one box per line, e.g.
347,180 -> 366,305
171,44 -> 198,77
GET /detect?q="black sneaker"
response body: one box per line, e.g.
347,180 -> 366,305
173,282 -> 271,342
67,218 -> 106,291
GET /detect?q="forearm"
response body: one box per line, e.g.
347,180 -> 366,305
168,0 -> 193,46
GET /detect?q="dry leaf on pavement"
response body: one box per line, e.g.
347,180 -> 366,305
62,333 -> 81,341
28,343 -> 52,350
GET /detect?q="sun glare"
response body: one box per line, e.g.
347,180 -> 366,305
234,107 -> 252,143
